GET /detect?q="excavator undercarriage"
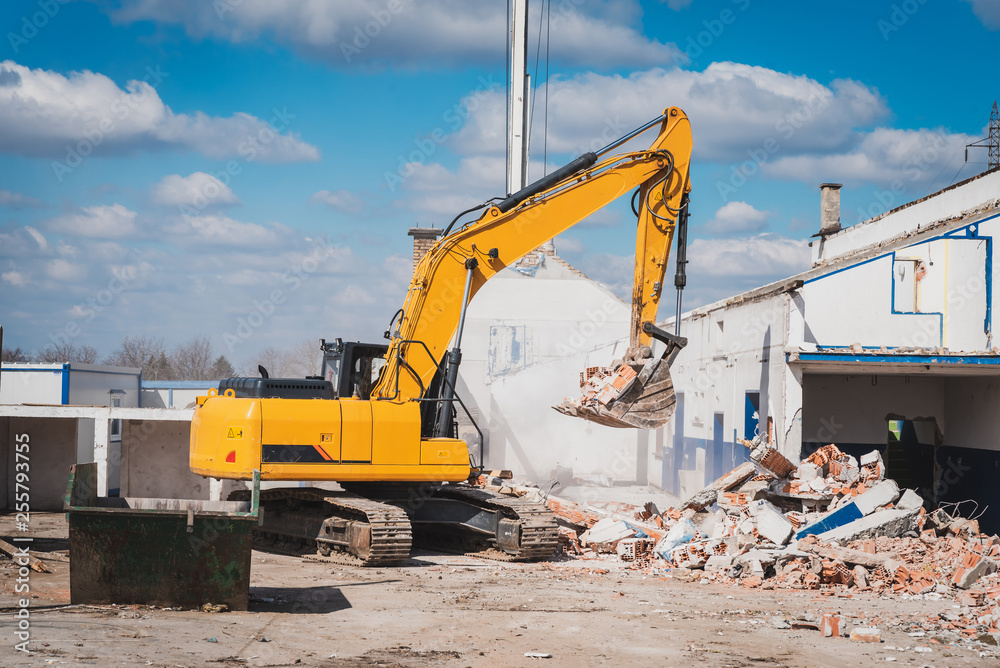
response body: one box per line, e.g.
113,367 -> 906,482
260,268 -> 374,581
231,484 -> 558,566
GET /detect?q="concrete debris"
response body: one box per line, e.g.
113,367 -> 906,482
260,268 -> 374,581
681,462 -> 756,511
582,519 -> 634,550
850,627 -> 882,643
494,440 -> 1000,633
815,508 -> 921,544
821,612 -> 841,638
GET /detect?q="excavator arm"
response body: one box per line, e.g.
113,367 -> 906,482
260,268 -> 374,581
372,107 -> 692,430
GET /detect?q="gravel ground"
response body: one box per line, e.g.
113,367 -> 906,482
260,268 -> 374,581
1,513 -> 998,667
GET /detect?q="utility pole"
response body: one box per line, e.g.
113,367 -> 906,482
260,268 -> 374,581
966,101 -> 1000,172
508,0 -> 554,254
507,0 -> 529,196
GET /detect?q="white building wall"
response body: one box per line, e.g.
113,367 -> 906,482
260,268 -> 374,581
0,365 -> 65,404
801,222 -> 994,352
943,376 -> 1000,452
458,256 -> 649,484
813,169 -> 1000,265
663,293 -> 791,498
67,365 -> 141,407
801,374 -> 946,447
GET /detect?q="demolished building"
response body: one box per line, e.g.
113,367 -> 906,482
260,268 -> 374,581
661,170 -> 1000,533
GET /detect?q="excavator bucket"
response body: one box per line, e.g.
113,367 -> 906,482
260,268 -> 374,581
553,356 -> 677,430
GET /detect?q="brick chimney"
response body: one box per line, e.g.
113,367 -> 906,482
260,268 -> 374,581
819,183 -> 842,236
407,227 -> 442,272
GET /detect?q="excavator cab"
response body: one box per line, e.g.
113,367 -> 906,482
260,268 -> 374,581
321,339 -> 389,400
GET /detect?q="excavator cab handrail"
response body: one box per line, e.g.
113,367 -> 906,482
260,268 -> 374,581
382,337 -> 485,469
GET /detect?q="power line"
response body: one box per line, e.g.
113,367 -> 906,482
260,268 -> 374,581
965,101 -> 999,172
543,0 -> 550,177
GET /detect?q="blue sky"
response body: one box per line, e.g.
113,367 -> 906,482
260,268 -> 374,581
1,0 -> 997,369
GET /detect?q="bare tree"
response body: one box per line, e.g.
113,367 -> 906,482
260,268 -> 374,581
246,346 -> 286,377
283,339 -> 322,377
105,336 -> 173,379
171,337 -> 215,380
1,346 -> 31,363
242,340 -> 322,378
37,342 -> 100,364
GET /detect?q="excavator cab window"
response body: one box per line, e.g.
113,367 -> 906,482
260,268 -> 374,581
322,341 -> 389,399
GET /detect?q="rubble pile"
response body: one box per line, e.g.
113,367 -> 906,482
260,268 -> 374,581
475,438 -> 1000,640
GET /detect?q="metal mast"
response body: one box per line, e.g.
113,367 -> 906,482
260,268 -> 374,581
507,0 -> 529,195
965,101 -> 1000,172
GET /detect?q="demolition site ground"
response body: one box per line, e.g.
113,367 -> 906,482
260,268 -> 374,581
1,513 -> 998,668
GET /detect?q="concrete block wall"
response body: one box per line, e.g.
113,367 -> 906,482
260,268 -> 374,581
2,416 -> 78,511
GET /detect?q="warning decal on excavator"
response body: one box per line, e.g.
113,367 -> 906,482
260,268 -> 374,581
227,427 -> 244,440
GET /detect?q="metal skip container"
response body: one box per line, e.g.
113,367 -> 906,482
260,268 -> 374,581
64,463 -> 260,610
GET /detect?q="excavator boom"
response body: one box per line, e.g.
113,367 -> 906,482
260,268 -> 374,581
188,108 -> 693,567
373,108 -> 692,432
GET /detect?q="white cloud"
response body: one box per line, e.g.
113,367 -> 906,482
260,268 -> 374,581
45,258 -> 86,281
687,233 -> 809,278
704,201 -> 769,235
0,189 -> 44,209
0,60 -> 319,162
102,0 -> 682,70
47,204 -> 139,239
2,269 -> 27,287
662,0 -> 693,8
554,235 -> 585,253
964,0 -> 1000,29
393,155 -> 506,220
24,226 -> 49,251
310,189 -> 364,213
167,214 -> 286,247
151,172 -> 241,208
763,127 -> 974,190
451,63 -> 888,163
571,233 -> 810,309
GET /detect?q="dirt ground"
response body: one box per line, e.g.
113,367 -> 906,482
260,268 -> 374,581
1,513 -> 998,668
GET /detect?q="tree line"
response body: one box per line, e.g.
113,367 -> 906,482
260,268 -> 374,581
1,336 -> 322,381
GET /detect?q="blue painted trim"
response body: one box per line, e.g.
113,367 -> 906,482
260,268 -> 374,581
61,364 -> 69,405
66,368 -> 143,378
0,366 -> 66,372
802,253 -> 885,284
986,237 -> 993,337
887,249 -> 945,344
807,217 -> 1000,348
793,352 -> 1000,365
168,388 -> 174,409
141,381 -> 218,389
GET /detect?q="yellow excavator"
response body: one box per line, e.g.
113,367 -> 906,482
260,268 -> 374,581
189,108 -> 692,565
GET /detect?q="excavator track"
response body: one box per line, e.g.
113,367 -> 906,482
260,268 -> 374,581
425,486 -> 559,562
232,484 -> 558,565
230,488 -> 412,567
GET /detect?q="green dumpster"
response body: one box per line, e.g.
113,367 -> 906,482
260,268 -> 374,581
64,463 -> 260,610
